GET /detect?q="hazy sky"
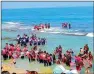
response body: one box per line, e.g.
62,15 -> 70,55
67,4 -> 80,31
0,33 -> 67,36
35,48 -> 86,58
2,2 -> 93,9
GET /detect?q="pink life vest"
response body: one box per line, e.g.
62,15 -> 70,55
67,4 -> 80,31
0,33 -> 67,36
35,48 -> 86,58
2,49 -> 6,55
17,47 -> 21,52
5,45 -> 9,50
23,47 -> 28,52
9,51 -> 12,56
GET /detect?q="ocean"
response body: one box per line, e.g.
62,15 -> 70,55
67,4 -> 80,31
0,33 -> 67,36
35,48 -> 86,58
1,6 -> 94,73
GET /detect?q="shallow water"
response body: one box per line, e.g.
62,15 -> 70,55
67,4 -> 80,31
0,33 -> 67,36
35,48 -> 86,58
2,30 -> 93,53
2,6 -> 93,73
2,29 -> 93,73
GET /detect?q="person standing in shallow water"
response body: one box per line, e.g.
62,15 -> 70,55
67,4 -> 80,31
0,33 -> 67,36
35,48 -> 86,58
16,35 -> 21,44
68,23 -> 71,29
84,44 -> 89,54
52,54 -> 56,64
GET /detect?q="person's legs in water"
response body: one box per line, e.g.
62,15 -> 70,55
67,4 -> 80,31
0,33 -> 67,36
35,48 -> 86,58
29,58 -> 31,62
30,42 -> 32,46
39,58 -> 42,63
47,61 -> 49,66
4,54 -> 7,60
21,41 -> 24,46
9,56 -> 12,59
6,54 -> 8,60
21,56 -> 24,59
49,62 -> 52,66
43,40 -> 45,45
3,54 -> 6,60
38,41 -> 40,46
24,42 -> 27,46
44,60 -> 46,66
44,60 -> 47,66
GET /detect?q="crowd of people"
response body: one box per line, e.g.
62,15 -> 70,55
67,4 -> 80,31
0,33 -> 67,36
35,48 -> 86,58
16,34 -> 46,46
62,23 -> 71,29
53,44 -> 93,73
34,23 -> 50,30
1,43 -> 53,67
1,40 -> 93,73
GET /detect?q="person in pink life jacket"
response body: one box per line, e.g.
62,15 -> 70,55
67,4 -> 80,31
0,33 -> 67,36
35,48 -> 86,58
58,45 -> 62,53
22,45 -> 28,52
26,51 -> 32,62
16,47 -> 21,52
5,43 -> 9,50
39,52 -> 45,63
34,25 -> 37,30
43,54 -> 47,66
88,51 -> 93,61
9,44 -> 12,51
8,51 -> 13,59
88,60 -> 92,68
41,24 -> 44,29
15,51 -> 20,58
11,45 -> 15,52
2,48 -> 7,60
48,54 -> 52,66
32,50 -> 36,61
65,23 -> 68,28
55,47 -> 59,54
75,56 -> 81,63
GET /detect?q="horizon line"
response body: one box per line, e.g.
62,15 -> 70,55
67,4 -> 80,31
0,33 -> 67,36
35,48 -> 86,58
2,6 -> 92,10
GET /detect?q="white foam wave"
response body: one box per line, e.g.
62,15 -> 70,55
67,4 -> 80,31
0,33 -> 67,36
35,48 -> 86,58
62,32 -> 87,36
2,22 -> 93,37
19,26 -> 33,30
86,33 -> 94,37
2,22 -> 33,30
4,22 -> 20,25
2,22 -> 21,30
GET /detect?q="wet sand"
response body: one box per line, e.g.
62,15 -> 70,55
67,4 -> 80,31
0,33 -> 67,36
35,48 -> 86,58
2,59 -> 53,74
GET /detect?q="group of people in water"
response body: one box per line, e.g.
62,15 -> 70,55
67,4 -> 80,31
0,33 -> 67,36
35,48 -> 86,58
33,22 -> 71,31
16,34 -> 46,46
53,44 -> 93,73
1,43 -> 53,67
2,40 -> 93,73
62,23 -> 71,29
34,23 -> 50,30
1,31 -> 93,74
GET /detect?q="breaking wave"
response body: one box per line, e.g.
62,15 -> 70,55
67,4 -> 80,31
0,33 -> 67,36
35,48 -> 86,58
2,22 -> 94,37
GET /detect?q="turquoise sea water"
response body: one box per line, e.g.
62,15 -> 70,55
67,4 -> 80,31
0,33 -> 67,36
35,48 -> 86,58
2,6 -> 93,32
2,6 -> 93,52
2,6 -> 93,73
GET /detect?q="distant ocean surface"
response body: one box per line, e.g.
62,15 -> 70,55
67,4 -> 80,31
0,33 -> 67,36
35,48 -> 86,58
1,6 -> 94,73
1,6 -> 93,52
2,6 -> 93,32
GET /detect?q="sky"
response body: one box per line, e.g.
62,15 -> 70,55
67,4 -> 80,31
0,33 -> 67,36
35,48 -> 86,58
2,2 -> 93,9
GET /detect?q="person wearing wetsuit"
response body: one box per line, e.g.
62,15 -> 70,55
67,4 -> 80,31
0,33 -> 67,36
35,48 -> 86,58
69,23 -> 71,29
17,35 -> 21,44
20,37 -> 24,46
48,23 -> 50,29
25,35 -> 29,43
38,38 -> 41,45
23,37 -> 27,46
